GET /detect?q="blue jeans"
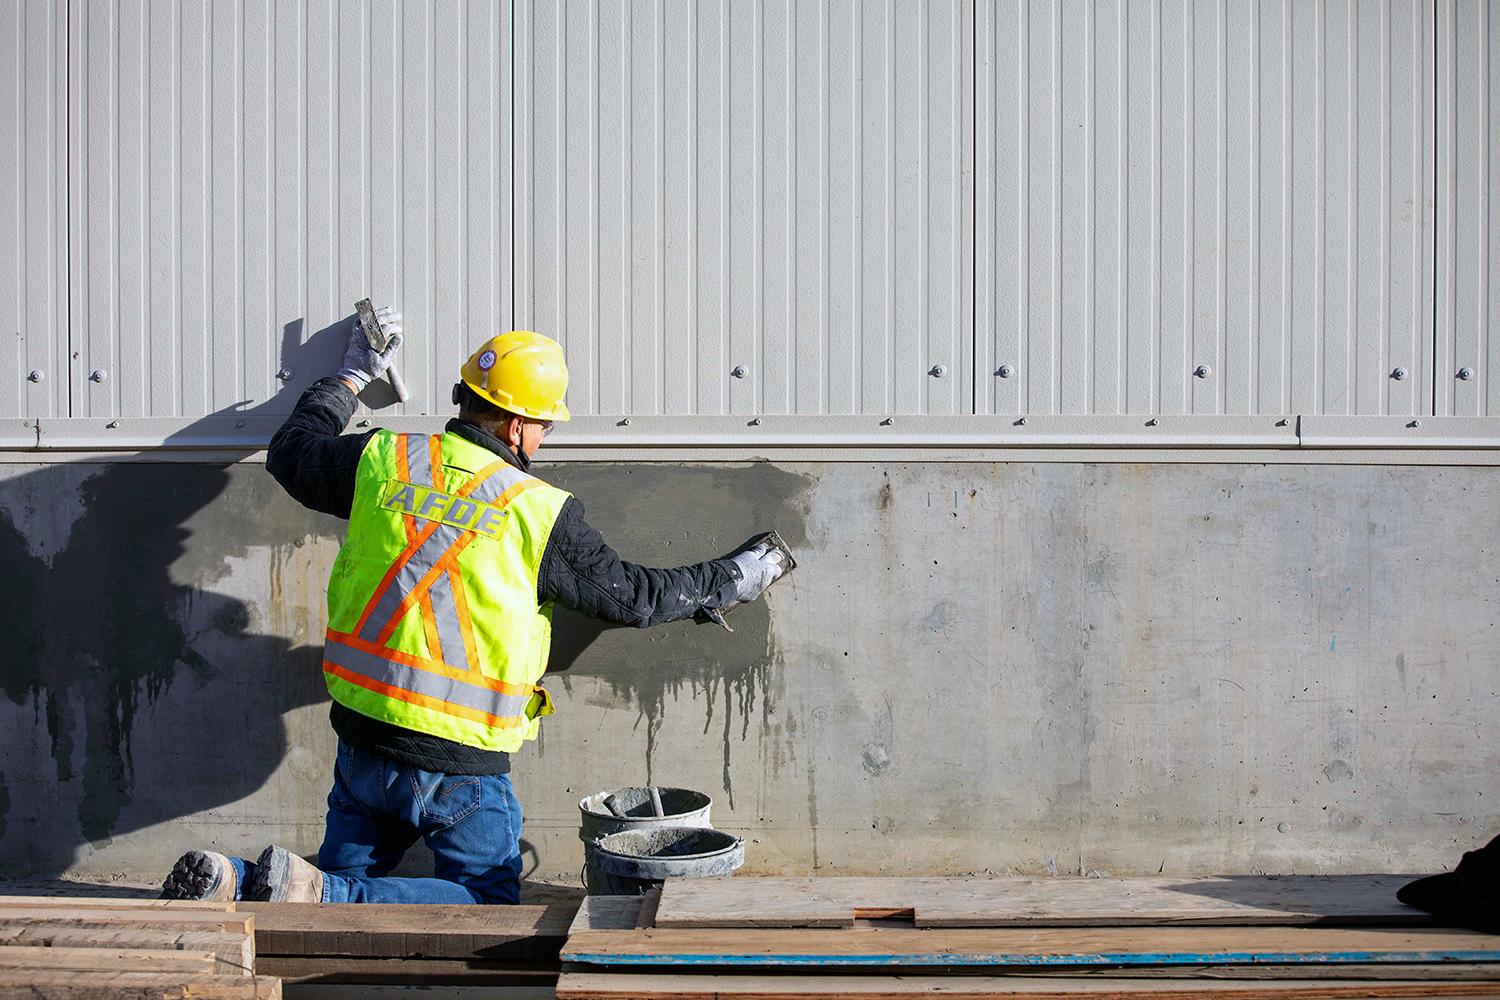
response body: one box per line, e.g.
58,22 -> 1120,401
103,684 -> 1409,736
312,739 -> 524,903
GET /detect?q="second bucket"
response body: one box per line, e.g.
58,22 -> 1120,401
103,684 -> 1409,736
578,786 -> 713,891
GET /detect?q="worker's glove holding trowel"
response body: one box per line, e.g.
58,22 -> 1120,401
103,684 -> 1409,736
336,305 -> 404,391
698,532 -> 796,631
725,538 -> 789,605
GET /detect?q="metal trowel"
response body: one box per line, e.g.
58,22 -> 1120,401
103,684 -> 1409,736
355,297 -> 409,403
702,530 -> 797,633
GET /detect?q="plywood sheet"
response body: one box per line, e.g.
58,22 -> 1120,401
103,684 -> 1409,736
562,925 -> 1500,969
653,877 -> 1427,929
558,973 -> 1500,1000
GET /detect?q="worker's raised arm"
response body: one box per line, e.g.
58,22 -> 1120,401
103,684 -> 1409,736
537,499 -> 784,627
266,308 -> 404,519
265,377 -> 377,519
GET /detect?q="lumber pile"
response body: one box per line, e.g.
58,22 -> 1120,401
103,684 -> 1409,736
558,876 -> 1500,999
0,894 -> 280,998
244,900 -> 576,984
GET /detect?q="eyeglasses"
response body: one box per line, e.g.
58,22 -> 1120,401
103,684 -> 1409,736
535,420 -> 555,439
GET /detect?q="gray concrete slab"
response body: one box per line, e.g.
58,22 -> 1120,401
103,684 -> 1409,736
0,460 -> 1494,882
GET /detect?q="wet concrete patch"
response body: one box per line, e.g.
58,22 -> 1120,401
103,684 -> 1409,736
544,463 -> 814,806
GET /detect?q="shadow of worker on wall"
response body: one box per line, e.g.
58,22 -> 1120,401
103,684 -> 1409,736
0,316 -> 363,877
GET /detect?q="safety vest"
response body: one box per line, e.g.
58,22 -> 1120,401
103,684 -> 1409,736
321,429 -> 570,752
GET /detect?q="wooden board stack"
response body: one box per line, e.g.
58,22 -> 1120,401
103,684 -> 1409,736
558,876 -> 1500,1000
0,894 -> 280,998
244,900 -> 576,984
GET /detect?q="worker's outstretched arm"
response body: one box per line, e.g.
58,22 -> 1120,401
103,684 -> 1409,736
539,500 -> 775,627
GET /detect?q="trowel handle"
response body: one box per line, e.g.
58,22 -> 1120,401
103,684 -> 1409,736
385,363 -> 409,404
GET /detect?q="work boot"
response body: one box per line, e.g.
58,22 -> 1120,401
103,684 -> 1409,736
246,844 -> 326,902
160,850 -> 239,901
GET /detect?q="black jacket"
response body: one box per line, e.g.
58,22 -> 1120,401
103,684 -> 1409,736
266,377 -> 737,774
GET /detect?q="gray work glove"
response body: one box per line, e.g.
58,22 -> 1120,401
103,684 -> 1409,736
336,305 -> 403,390
720,537 -> 789,608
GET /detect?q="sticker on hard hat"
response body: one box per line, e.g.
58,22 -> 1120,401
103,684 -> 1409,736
380,480 -> 510,538
477,349 -> 497,371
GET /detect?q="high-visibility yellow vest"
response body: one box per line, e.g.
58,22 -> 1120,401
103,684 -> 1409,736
322,430 -> 570,752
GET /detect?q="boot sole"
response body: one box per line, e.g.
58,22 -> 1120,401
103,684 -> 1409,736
160,850 -> 234,901
249,845 -> 292,902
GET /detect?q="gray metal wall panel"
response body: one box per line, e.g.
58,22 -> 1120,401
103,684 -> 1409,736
1438,0 -> 1498,416
514,0 -> 971,417
1,0 -> 67,420
977,0 -> 1435,417
65,0 -> 513,423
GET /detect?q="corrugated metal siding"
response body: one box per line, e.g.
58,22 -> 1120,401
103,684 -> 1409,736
1437,0 -> 1498,416
1,0 -> 68,421
976,0 -> 1437,417
5,0 -> 1494,441
513,0 -> 973,417
65,0 -> 513,421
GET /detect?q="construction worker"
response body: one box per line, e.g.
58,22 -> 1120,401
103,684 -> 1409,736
160,308 -> 788,903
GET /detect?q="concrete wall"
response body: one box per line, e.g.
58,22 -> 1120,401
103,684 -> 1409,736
0,456 -> 1495,883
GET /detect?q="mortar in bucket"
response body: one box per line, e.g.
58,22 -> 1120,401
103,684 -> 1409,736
579,787 -> 713,890
588,826 -> 744,896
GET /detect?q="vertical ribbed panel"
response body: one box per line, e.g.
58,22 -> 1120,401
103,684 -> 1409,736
1,0 -> 67,420
66,0 -> 512,421
1438,0 -> 1498,416
976,0 -> 1436,416
514,0 -> 972,417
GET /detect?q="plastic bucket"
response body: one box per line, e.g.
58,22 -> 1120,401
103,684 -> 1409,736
579,787 -> 713,890
588,826 -> 744,896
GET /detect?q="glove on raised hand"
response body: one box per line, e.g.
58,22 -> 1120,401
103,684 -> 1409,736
336,306 -> 403,390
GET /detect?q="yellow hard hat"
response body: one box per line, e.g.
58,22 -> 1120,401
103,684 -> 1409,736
459,331 -> 571,421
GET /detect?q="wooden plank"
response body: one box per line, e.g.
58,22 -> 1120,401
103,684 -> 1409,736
0,926 -> 254,971
0,969 -> 282,998
1044,968 -> 1500,983
0,945 -> 225,975
569,895 -> 658,936
653,877 -> 1430,929
258,954 -> 560,985
0,907 -> 253,935
556,973 -> 1500,1000
244,902 -> 574,960
0,895 -> 234,911
285,989 -> 552,1000
561,926 -> 1500,969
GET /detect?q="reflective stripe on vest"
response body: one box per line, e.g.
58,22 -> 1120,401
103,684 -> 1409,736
324,631 -> 534,726
325,433 -> 549,733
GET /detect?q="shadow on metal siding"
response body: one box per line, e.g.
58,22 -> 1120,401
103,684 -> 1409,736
976,0 -> 1436,418
514,0 -> 973,417
65,0 -> 514,423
